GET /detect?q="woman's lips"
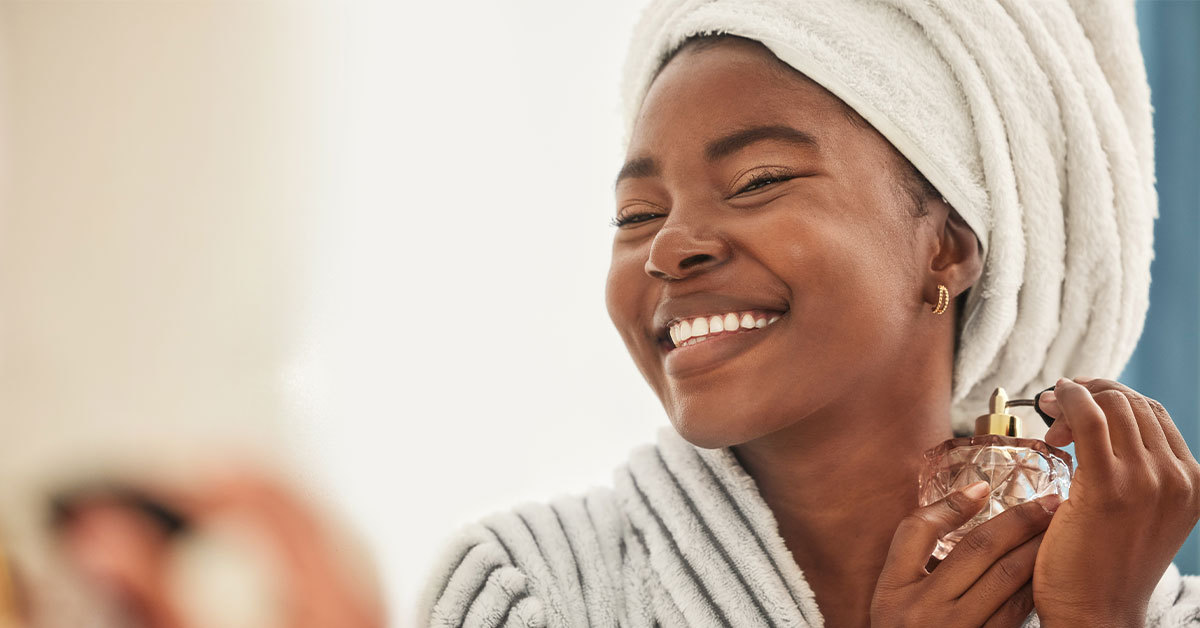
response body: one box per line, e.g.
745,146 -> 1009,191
662,312 -> 784,378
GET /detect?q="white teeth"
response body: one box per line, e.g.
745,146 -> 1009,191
667,309 -> 785,348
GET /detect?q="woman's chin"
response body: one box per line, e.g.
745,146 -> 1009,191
669,413 -> 763,450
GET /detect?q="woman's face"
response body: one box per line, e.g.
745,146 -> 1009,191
605,38 -> 942,448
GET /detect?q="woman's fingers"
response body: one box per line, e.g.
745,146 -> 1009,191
881,482 -> 990,583
959,530 -> 1043,615
932,497 -> 1057,598
1080,378 -> 1194,464
1042,418 -> 1073,448
1051,378 -> 1116,472
1039,390 -> 1073,447
1088,387 -> 1147,460
1149,396 -> 1199,464
981,578 -> 1035,628
876,491 -> 1057,628
1098,382 -> 1172,455
1038,377 -> 1187,465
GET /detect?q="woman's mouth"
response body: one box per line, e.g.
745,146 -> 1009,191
658,309 -> 785,377
664,309 -> 782,348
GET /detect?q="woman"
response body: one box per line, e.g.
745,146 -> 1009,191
419,1 -> 1200,626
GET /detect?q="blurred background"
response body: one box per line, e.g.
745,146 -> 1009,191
0,1 -> 1195,626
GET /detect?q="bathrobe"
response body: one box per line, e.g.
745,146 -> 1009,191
418,426 -> 1200,627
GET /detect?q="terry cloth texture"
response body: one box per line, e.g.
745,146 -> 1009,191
417,426 -> 1200,627
617,0 -> 1159,438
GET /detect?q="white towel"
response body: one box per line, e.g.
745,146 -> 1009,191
619,0 -> 1158,437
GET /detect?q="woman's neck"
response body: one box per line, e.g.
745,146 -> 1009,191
730,380 -> 955,625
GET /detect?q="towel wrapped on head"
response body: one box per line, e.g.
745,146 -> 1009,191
620,0 -> 1158,437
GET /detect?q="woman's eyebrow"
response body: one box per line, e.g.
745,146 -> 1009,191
705,125 -> 820,161
614,156 -> 659,189
615,125 -> 820,189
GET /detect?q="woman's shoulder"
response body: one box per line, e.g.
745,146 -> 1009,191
415,426 -> 749,627
415,484 -> 633,628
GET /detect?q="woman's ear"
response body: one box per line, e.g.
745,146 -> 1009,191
928,200 -> 983,301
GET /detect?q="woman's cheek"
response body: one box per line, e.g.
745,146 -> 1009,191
605,247 -> 669,392
604,246 -> 646,329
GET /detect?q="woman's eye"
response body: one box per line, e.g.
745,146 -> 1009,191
610,212 -> 664,228
737,172 -> 794,195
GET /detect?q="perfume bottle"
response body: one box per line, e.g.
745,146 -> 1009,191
917,387 -> 1073,560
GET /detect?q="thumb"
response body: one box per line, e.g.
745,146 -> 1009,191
881,481 -> 990,582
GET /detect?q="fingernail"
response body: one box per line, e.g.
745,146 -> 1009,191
1074,375 -> 1095,383
963,481 -> 990,499
1056,377 -> 1075,387
1034,386 -> 1058,428
1040,390 -> 1056,404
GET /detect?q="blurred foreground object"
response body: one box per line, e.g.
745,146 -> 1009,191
39,467 -> 385,628
0,542 -> 22,628
0,1 -> 371,625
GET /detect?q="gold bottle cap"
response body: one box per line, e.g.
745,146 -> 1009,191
975,387 -> 1023,437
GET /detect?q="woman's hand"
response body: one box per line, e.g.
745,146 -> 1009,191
1031,377 -> 1200,627
872,482 -> 1061,627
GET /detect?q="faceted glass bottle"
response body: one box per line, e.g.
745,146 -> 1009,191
918,387 -> 1073,560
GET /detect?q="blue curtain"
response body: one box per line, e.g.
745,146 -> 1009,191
1122,0 -> 1200,575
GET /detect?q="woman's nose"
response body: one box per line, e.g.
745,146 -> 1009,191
643,215 -> 730,281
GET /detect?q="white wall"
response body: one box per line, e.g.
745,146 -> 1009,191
296,1 -> 664,622
0,1 -> 664,624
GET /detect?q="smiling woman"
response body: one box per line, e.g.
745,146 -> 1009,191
417,1 -> 1200,627
605,35 -> 981,453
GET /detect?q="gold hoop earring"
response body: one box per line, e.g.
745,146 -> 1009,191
932,284 -> 949,315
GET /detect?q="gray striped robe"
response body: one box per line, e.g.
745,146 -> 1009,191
417,426 -> 1200,627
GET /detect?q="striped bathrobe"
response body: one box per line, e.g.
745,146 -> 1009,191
417,426 -> 1200,627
